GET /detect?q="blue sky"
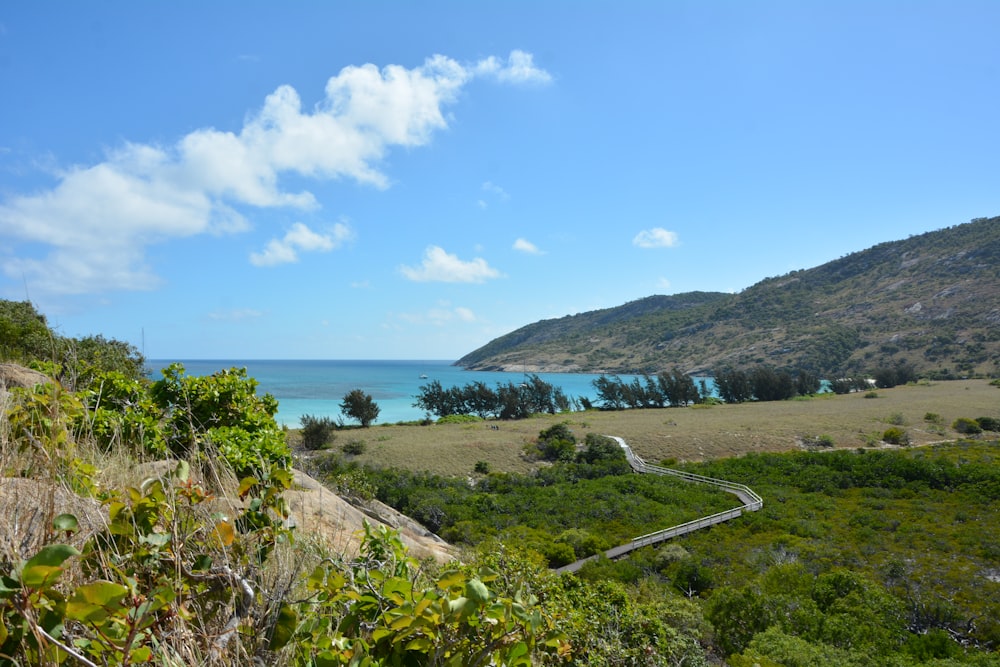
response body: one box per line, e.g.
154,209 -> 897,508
1,2 -> 998,360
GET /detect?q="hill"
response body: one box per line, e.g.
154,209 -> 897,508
457,216 -> 1000,377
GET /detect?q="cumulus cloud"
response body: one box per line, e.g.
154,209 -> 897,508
0,51 -> 549,295
513,238 -> 544,254
250,221 -> 353,267
399,246 -> 502,283
633,227 -> 680,248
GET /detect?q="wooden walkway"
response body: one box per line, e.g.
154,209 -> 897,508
554,437 -> 763,574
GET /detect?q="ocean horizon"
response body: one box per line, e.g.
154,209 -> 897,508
147,359 -> 644,427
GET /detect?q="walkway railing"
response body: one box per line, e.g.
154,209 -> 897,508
554,436 -> 763,574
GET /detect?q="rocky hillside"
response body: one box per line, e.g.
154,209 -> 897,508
457,216 -> 1000,377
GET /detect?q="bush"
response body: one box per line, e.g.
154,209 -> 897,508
437,414 -> 482,424
300,413 -> 337,450
924,412 -> 943,424
342,439 -> 367,455
976,416 -> 1000,432
804,434 -> 835,448
952,417 -> 982,435
882,427 -> 910,445
474,460 -> 491,474
149,363 -> 289,476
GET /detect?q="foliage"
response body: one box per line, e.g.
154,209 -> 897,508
340,388 -> 381,427
528,421 -> 578,462
657,443 -> 1000,662
0,299 -> 146,389
437,414 -> 483,424
829,377 -> 870,394
882,426 -> 910,445
300,413 -> 337,450
593,370 -> 706,410
414,375 -> 567,421
873,362 -> 919,389
714,368 -> 754,403
342,439 -> 367,455
85,370 -> 166,455
952,417 -> 982,435
365,458 -> 734,566
977,416 -> 1000,431
150,363 -> 290,476
0,459 -> 295,666
283,524 -> 570,666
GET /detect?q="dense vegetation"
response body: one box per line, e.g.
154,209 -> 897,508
457,216 -> 1000,379
319,440 -> 737,568
414,375 -> 575,419
4,301 -> 1000,664
0,300 -> 145,389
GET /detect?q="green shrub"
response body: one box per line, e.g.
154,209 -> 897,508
924,412 -> 943,424
952,417 -> 982,434
976,416 -> 1000,432
342,439 -> 367,455
436,414 -> 482,424
473,460 -> 491,474
149,363 -> 289,476
804,434 -> 835,448
882,427 -> 910,445
864,391 -> 879,399
887,412 -> 906,426
299,413 -> 337,450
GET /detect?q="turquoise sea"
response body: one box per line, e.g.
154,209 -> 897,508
148,359 -> 643,427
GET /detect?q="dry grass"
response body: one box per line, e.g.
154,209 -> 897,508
320,379 -> 1000,477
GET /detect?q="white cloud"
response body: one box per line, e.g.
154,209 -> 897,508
399,246 -> 502,283
513,238 -> 544,254
481,181 -> 510,200
474,50 -> 553,85
250,221 -> 353,267
633,227 -> 680,248
0,51 -> 549,296
657,277 -> 672,290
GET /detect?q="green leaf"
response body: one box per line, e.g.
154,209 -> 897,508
52,513 -> 79,534
237,476 -> 258,499
130,646 -> 153,662
269,604 -> 298,650
21,544 -> 80,588
65,581 -> 129,622
437,570 -> 465,591
465,578 -> 490,603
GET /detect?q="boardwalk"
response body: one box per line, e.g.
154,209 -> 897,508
554,436 -> 763,574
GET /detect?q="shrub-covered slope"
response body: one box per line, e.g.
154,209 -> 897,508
457,216 -> 1000,377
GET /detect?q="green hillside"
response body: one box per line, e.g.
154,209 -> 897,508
457,216 -> 1000,378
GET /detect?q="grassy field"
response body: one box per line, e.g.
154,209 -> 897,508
294,379 -> 1000,478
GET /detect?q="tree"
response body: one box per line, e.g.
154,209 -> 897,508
299,413 -> 336,450
341,388 -> 381,427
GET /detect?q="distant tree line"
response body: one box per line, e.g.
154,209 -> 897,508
592,368 -> 707,409
593,366 -> 823,408
413,375 -> 572,420
713,367 -> 821,403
